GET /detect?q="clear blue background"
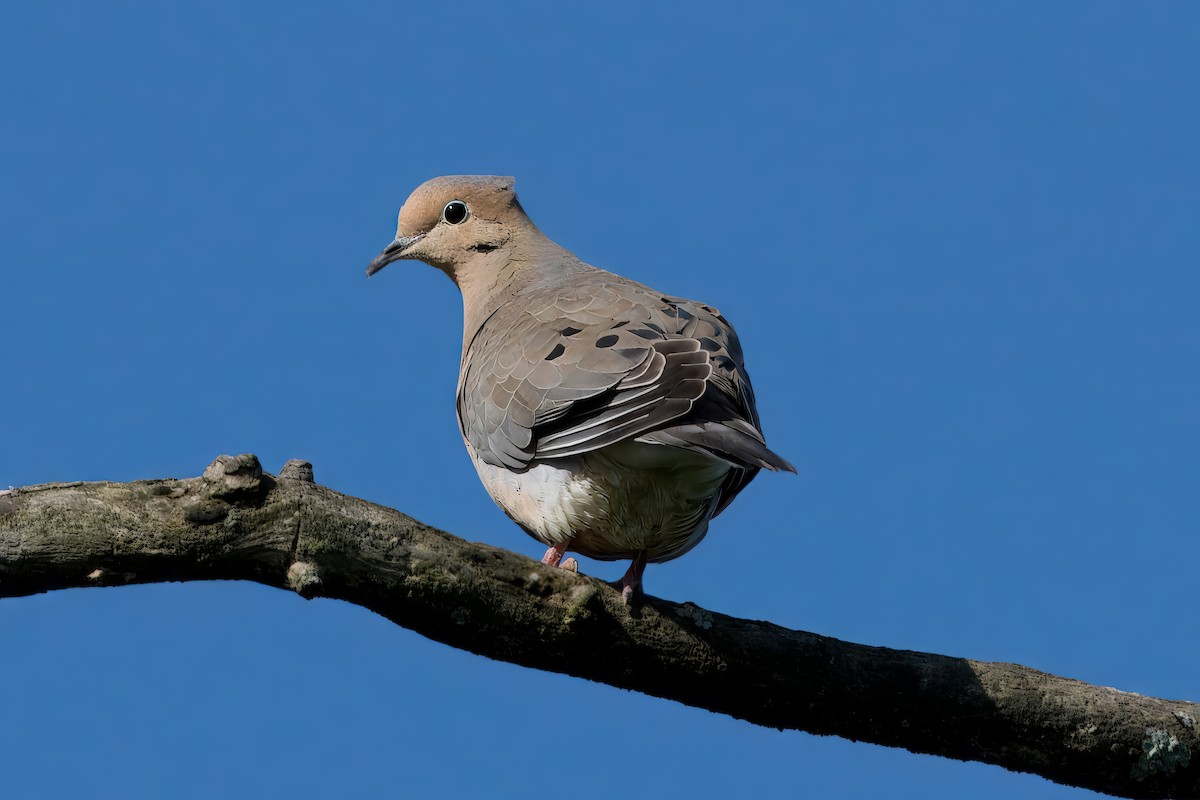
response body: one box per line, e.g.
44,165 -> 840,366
2,3 -> 1197,798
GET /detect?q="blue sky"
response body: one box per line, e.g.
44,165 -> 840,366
2,3 -> 1197,797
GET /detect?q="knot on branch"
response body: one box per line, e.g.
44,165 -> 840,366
279,460 -> 315,483
201,454 -> 268,503
287,561 -> 322,598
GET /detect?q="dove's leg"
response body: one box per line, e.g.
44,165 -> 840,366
541,543 -> 569,566
619,551 -> 648,603
542,543 -> 578,573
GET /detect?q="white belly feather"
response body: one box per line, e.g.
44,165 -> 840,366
469,440 -> 731,563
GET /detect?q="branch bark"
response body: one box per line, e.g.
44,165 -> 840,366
1,454 -> 1195,799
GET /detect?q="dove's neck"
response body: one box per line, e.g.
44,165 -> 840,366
456,228 -> 590,354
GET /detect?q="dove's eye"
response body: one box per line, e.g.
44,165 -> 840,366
443,201 -> 469,225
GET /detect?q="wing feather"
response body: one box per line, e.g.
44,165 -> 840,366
457,278 -> 792,495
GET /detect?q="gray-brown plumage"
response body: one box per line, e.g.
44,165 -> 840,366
367,175 -> 793,599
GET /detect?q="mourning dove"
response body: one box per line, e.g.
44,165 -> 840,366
367,176 -> 794,601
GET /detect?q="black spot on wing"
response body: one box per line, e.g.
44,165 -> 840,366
713,354 -> 737,371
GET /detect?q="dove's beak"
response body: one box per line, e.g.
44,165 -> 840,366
366,234 -> 425,277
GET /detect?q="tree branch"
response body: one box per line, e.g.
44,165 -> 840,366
1,454 -> 1195,798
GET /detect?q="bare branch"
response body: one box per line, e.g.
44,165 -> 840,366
1,454 -> 1196,799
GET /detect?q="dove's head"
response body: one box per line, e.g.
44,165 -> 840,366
366,175 -> 531,280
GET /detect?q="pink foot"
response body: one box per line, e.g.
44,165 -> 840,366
542,543 -> 578,574
619,552 -> 648,605
541,543 -> 569,566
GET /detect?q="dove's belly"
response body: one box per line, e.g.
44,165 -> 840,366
469,440 -> 731,563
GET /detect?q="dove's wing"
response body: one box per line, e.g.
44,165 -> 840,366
457,278 -> 794,481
